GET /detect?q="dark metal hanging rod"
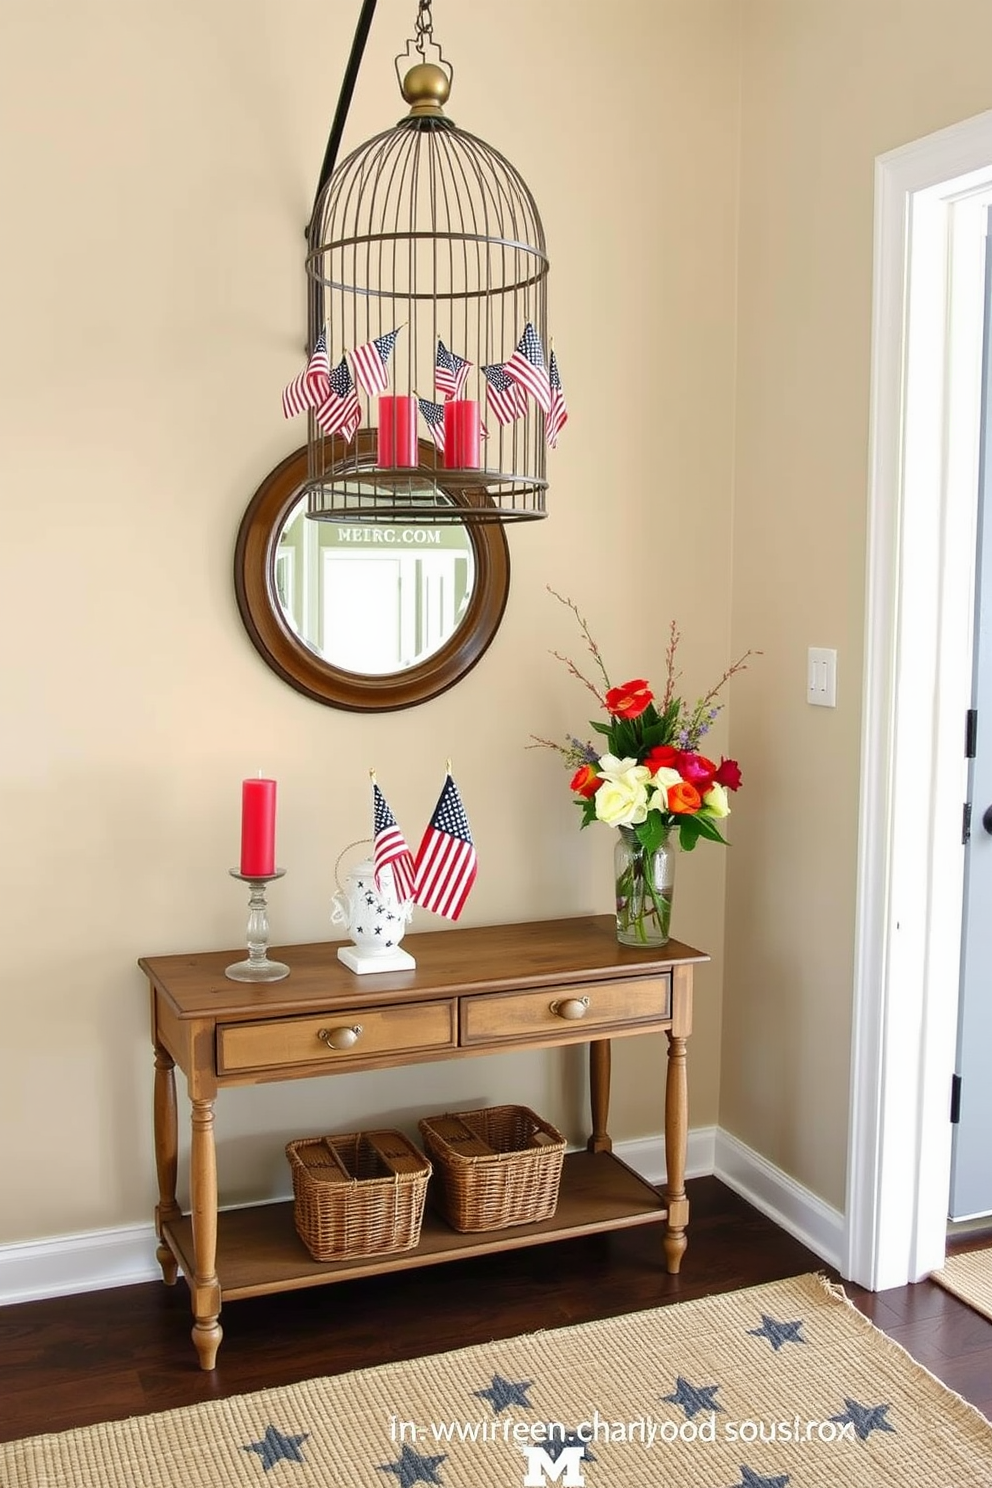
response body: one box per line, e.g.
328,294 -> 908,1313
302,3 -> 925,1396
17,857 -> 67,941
308,0 -> 379,238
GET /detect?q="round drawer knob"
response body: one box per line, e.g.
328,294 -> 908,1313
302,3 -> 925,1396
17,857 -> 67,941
550,996 -> 590,1020
317,1024 -> 364,1050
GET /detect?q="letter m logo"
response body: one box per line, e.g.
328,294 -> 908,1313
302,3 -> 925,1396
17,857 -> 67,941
521,1445 -> 585,1487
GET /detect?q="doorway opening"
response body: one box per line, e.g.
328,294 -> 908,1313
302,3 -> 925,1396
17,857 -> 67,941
847,110 -> 992,1291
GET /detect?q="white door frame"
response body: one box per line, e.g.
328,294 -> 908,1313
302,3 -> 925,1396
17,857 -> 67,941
847,111 -> 992,1290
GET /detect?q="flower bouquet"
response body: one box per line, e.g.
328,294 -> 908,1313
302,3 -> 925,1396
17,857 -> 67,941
533,590 -> 754,946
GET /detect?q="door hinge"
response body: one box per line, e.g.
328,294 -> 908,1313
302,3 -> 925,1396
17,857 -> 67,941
963,802 -> 972,844
951,1073 -> 962,1124
966,708 -> 978,758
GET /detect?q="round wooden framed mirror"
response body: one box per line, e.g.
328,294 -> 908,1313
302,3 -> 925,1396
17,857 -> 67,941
234,440 -> 511,712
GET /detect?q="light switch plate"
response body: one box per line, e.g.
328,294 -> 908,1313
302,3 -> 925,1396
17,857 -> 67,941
807,647 -> 837,707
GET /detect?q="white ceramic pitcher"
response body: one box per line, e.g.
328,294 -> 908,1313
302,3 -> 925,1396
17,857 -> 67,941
331,849 -> 414,962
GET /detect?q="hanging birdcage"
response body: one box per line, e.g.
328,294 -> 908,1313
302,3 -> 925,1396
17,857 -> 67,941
302,2 -> 552,524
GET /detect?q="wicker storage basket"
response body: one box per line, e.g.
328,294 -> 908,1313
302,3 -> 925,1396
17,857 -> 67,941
418,1105 -> 566,1233
286,1130 -> 431,1262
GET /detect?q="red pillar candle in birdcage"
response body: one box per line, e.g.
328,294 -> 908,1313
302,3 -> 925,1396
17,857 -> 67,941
443,399 -> 481,470
377,395 -> 418,467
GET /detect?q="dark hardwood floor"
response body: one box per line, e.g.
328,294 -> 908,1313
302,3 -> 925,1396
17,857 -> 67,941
1,1177 -> 989,1444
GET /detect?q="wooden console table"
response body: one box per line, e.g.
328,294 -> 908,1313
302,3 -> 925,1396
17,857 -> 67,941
139,915 -> 707,1370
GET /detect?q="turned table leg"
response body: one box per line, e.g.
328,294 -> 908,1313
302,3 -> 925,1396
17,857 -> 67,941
190,1097 -> 223,1370
153,1044 -> 181,1285
663,1030 -> 689,1271
587,1039 -> 613,1152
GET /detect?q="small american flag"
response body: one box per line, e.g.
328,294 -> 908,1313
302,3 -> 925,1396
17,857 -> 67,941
314,357 -> 361,441
418,397 -> 447,453
505,322 -> 551,413
482,363 -> 527,426
413,774 -> 477,921
435,339 -> 472,400
546,348 -> 568,449
282,328 -> 330,419
372,782 -> 416,903
350,327 -> 400,397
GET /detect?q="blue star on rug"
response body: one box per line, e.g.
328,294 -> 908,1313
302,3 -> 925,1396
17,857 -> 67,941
378,1444 -> 447,1488
243,1425 -> 309,1471
730,1467 -> 790,1488
747,1314 -> 807,1351
829,1398 -> 896,1441
474,1374 -> 534,1413
536,1427 -> 596,1462
661,1375 -> 723,1418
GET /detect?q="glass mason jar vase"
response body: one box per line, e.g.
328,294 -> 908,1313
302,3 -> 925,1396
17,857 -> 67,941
614,825 -> 676,947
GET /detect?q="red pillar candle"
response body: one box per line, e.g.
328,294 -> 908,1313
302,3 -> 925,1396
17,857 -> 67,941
378,395 -> 417,467
240,777 -> 276,877
443,399 -> 460,468
442,399 -> 481,469
454,398 -> 481,469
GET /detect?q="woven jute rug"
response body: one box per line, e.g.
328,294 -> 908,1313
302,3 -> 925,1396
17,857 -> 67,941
932,1247 -> 992,1322
3,1273 -> 991,1487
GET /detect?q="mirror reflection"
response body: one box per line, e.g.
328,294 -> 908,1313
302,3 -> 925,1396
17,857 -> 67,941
275,497 -> 476,675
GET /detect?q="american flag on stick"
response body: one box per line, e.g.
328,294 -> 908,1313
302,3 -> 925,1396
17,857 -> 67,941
413,772 -> 478,921
372,780 -> 416,903
435,339 -> 472,400
282,328 -> 330,418
418,396 -> 447,453
350,327 -> 401,397
546,348 -> 568,449
505,322 -> 551,413
314,357 -> 361,441
482,363 -> 527,427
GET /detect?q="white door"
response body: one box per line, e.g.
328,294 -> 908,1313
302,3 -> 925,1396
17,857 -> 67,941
951,205 -> 992,1221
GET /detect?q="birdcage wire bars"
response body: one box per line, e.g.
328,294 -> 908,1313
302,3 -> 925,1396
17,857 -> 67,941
303,76 -> 550,524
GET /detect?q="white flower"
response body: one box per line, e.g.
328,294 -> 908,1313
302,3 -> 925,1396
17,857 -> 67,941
701,781 -> 731,818
594,759 -> 651,827
596,754 -> 647,782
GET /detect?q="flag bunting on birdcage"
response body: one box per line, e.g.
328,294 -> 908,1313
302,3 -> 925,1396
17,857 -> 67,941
546,348 -> 568,449
505,322 -> 552,413
372,780 -> 416,903
482,363 -> 527,427
281,328 -> 330,419
350,327 -> 401,398
314,357 -> 361,441
413,772 -> 477,921
418,397 -> 447,453
435,339 -> 472,400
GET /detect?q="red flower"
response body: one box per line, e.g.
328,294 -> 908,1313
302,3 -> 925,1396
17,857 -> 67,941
605,679 -> 654,719
644,745 -> 680,774
678,753 -> 717,791
570,764 -> 601,799
714,757 -> 743,791
667,781 -> 702,814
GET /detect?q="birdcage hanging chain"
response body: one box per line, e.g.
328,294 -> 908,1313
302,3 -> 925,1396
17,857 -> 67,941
413,0 -> 434,55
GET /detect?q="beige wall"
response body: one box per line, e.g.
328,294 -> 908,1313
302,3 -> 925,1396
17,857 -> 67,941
0,2 -> 741,1244
724,0 -> 992,1210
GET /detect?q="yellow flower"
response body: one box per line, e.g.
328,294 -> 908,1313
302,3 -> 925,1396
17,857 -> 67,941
701,781 -> 731,819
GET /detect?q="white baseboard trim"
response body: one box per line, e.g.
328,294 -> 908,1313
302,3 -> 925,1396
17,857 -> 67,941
614,1126 -> 717,1186
0,1125 -> 839,1305
714,1127 -> 845,1272
0,1221 -> 161,1306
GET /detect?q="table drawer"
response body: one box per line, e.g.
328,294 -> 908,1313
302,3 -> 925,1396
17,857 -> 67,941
459,975 -> 672,1047
217,999 -> 456,1075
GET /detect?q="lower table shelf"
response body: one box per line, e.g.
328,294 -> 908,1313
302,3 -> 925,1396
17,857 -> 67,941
163,1150 -> 667,1302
